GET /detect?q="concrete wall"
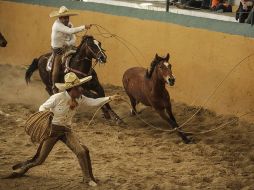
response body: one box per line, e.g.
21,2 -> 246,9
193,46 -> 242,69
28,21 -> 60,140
0,1 -> 253,121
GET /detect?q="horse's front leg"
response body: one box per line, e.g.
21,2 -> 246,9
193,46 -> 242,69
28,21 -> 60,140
165,104 -> 177,123
156,109 -> 192,144
165,105 -> 193,136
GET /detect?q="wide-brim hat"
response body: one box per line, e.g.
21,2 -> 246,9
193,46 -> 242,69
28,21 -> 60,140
49,6 -> 78,18
55,72 -> 92,91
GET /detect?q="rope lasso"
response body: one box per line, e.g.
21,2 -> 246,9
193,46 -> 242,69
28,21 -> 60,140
179,111 -> 254,135
84,97 -> 254,135
118,99 -> 254,135
79,24 -> 254,134
88,24 -> 254,130
90,24 -> 147,66
178,53 -> 254,129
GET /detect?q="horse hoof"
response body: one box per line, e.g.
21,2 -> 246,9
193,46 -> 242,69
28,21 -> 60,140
116,119 -> 127,127
2,172 -> 26,179
103,113 -> 111,120
185,132 -> 194,136
130,109 -> 136,116
184,137 -> 195,144
12,163 -> 23,170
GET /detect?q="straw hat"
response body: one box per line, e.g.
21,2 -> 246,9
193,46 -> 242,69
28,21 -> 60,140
55,72 -> 92,91
49,6 -> 78,18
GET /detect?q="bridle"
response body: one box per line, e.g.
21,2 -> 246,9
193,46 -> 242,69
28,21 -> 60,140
64,38 -> 105,77
84,38 -> 106,63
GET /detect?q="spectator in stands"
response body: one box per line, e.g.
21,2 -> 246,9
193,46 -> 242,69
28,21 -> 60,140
211,0 -> 232,12
177,0 -> 203,9
201,0 -> 211,9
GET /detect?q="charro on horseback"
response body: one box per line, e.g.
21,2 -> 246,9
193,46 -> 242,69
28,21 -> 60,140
49,6 -> 91,94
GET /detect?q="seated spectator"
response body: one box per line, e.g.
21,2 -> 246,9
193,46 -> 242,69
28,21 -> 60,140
201,0 -> 211,9
236,0 -> 253,23
211,0 -> 232,12
177,0 -> 203,8
211,0 -> 220,9
186,0 -> 202,8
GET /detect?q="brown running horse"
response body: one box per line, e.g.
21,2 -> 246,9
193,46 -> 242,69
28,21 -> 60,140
122,53 -> 192,143
0,32 -> 7,47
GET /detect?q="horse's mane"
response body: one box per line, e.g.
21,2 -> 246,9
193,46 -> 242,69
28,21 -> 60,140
76,35 -> 94,53
146,57 -> 162,78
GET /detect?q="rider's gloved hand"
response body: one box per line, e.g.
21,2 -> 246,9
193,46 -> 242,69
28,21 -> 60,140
109,94 -> 122,101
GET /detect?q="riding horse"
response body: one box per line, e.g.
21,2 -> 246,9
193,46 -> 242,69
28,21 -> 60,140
0,32 -> 7,47
122,53 -> 192,143
25,35 -> 121,121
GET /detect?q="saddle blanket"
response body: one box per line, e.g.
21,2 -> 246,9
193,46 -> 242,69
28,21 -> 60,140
46,49 -> 76,72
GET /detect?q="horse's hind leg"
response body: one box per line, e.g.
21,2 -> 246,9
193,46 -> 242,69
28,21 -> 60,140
37,57 -> 53,96
82,87 -> 111,119
128,95 -> 137,116
86,81 -> 124,123
91,83 -> 112,120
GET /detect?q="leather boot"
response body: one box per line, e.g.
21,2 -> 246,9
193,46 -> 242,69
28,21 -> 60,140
77,148 -> 97,186
52,55 -> 62,94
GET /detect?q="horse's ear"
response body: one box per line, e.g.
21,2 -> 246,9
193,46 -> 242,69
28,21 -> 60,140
146,69 -> 149,77
155,53 -> 159,59
166,53 -> 170,61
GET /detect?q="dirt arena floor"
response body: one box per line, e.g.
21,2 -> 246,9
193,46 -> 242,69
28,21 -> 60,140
0,64 -> 254,190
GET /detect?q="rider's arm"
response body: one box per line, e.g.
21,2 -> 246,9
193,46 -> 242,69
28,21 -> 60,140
39,94 -> 59,111
55,22 -> 85,35
78,96 -> 111,107
66,34 -> 76,46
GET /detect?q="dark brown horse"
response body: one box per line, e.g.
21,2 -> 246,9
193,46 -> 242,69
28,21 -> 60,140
122,53 -> 192,143
25,35 -> 121,121
0,32 -> 7,47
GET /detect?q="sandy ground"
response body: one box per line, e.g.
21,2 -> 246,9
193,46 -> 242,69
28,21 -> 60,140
0,64 -> 254,190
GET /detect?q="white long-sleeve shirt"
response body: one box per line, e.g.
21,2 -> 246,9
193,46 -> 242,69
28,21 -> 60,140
51,19 -> 85,48
39,91 -> 110,127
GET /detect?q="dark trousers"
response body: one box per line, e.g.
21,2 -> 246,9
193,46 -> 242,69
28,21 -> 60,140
11,125 -> 95,182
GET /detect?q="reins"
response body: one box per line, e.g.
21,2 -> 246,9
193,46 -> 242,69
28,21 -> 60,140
62,37 -> 103,77
64,66 -> 88,77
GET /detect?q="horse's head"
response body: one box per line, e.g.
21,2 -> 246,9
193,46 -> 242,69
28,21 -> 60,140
0,33 -> 7,47
80,35 -> 107,63
147,53 -> 175,86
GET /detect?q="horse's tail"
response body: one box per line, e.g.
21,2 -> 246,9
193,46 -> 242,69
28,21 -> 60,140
25,58 -> 39,84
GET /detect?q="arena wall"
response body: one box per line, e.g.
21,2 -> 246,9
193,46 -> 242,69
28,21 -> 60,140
0,0 -> 253,120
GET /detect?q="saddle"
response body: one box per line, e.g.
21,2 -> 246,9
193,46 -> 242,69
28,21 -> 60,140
46,48 -> 76,73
